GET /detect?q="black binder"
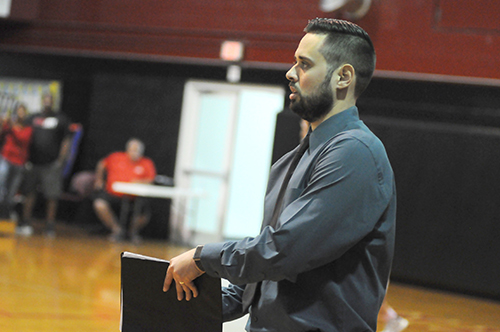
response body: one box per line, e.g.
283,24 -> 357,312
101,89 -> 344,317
120,251 -> 222,332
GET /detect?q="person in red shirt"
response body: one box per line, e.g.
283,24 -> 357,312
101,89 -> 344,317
0,104 -> 33,219
93,138 -> 156,243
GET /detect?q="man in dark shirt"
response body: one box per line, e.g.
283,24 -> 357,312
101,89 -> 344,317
16,93 -> 72,237
163,18 -> 396,332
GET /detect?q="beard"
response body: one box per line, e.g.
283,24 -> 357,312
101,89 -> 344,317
289,73 -> 334,123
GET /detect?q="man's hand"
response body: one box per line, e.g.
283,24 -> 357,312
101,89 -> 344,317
94,178 -> 104,190
93,160 -> 106,191
163,248 -> 205,301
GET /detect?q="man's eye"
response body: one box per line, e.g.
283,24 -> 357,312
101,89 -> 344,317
300,62 -> 310,69
292,60 -> 310,70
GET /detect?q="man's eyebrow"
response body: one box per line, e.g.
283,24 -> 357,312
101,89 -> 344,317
296,55 -> 313,63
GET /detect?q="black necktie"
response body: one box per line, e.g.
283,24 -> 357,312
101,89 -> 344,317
269,132 -> 310,229
242,133 -> 310,312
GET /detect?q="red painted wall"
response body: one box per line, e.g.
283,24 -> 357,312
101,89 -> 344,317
366,0 -> 500,80
2,0 -> 500,81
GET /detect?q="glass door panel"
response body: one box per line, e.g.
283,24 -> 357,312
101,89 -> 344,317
172,81 -> 284,246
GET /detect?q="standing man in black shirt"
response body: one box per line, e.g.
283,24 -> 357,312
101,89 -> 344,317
16,93 -> 72,237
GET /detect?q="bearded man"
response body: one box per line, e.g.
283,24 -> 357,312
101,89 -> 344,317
163,18 -> 396,332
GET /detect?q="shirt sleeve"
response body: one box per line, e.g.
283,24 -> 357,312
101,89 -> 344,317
144,158 -> 156,181
10,126 -> 33,145
101,153 -> 112,169
201,134 -> 393,285
59,114 -> 72,137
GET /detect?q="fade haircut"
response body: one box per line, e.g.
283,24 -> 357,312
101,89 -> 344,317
304,18 -> 376,98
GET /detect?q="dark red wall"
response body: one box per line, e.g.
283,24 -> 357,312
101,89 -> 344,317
2,0 -> 500,81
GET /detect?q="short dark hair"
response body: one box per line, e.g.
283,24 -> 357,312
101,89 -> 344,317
304,18 -> 376,98
126,138 -> 145,154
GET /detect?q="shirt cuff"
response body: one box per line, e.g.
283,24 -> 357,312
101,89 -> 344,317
199,242 -> 227,278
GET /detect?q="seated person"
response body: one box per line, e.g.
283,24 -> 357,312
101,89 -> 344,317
93,138 -> 156,243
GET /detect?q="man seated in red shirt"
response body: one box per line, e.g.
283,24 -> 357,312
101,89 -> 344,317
93,138 -> 156,243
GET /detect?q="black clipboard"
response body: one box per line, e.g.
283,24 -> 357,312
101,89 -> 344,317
120,251 -> 222,332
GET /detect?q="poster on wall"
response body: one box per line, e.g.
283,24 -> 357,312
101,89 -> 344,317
0,78 -> 63,120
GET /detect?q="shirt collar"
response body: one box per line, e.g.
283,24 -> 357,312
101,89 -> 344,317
309,106 -> 360,151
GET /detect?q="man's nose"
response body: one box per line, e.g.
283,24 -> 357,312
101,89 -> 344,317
286,66 -> 297,82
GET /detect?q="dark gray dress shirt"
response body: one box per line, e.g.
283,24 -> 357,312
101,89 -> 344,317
201,106 -> 396,332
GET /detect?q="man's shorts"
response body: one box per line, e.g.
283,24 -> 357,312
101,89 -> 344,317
22,162 -> 63,200
93,190 -> 151,217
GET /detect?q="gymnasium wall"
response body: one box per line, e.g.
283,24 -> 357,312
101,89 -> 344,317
360,79 -> 500,301
1,0 -> 500,80
1,0 -> 500,300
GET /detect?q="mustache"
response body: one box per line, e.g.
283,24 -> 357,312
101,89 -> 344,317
288,83 -> 299,94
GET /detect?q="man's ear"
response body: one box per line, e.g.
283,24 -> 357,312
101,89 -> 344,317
336,64 -> 354,90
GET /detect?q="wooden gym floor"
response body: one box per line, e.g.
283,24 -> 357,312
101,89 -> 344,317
0,220 -> 499,332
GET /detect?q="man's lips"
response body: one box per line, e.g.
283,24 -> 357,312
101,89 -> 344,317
289,84 -> 299,100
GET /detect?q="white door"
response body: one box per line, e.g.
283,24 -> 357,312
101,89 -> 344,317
170,80 -> 285,246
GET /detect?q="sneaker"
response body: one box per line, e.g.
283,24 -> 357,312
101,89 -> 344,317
15,224 -> 34,236
108,229 -> 125,243
9,211 -> 19,223
44,223 -> 56,238
129,233 -> 143,245
381,316 -> 409,332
